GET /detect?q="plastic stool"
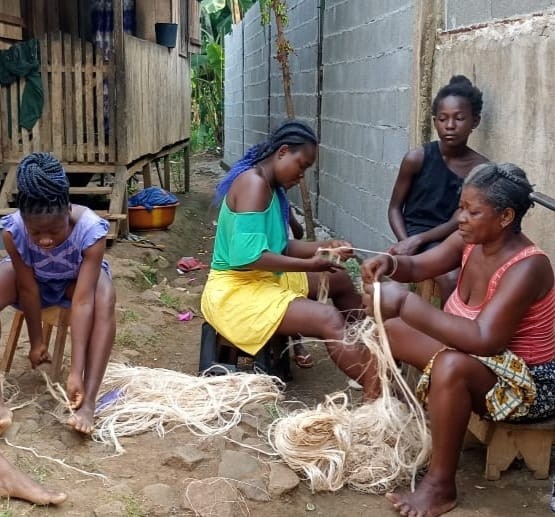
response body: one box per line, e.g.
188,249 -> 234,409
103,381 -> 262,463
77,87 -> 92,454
199,322 -> 291,381
1,306 -> 70,382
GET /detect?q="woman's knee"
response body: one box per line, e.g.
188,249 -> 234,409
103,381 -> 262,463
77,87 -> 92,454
430,351 -> 473,387
317,305 -> 345,339
95,275 -> 116,315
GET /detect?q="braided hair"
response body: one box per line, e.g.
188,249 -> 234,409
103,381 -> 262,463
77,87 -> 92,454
16,152 -> 70,215
464,162 -> 534,233
432,75 -> 483,116
215,120 -> 317,227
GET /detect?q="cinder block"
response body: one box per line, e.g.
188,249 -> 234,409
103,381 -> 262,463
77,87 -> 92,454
491,0 -> 552,19
445,0 -> 492,29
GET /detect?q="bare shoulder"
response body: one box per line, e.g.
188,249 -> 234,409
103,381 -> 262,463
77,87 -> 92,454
497,245 -> 554,300
227,170 -> 272,212
400,147 -> 425,173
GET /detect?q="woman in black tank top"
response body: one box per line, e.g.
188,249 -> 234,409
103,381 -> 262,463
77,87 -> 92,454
387,75 -> 489,302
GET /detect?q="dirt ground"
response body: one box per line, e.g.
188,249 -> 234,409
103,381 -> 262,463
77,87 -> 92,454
0,155 -> 553,516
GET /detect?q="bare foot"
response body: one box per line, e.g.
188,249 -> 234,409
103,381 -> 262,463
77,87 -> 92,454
67,403 -> 95,435
0,453 -> 66,505
385,476 -> 457,517
0,402 -> 12,435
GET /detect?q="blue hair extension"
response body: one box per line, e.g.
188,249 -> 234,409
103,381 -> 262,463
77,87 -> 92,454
215,120 -> 317,228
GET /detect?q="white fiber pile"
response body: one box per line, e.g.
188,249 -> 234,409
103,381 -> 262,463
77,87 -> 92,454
92,363 -> 283,453
268,283 -> 431,494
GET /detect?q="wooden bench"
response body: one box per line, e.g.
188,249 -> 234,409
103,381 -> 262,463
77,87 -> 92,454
467,412 -> 555,480
1,306 -> 71,382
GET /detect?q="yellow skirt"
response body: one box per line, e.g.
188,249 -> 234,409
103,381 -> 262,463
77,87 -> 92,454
200,269 -> 309,356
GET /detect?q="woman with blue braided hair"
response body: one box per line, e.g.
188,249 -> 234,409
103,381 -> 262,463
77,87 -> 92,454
0,152 -> 115,437
202,120 -> 376,394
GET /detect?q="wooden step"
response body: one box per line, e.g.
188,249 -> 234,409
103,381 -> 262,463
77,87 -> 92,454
10,186 -> 113,198
0,207 -> 127,221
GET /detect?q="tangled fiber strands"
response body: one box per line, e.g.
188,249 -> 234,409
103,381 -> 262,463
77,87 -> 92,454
70,363 -> 282,453
269,282 -> 431,494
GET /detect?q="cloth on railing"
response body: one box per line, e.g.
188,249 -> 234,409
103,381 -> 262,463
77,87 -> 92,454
128,187 -> 178,211
0,38 -> 44,130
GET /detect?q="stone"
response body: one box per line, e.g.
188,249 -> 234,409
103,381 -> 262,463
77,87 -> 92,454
162,445 -> 209,470
93,501 -> 126,517
218,450 -> 262,481
141,483 -> 177,511
268,463 -> 300,496
183,477 -> 244,517
107,482 -> 134,498
237,478 -> 271,502
228,426 -> 245,443
23,418 -> 39,433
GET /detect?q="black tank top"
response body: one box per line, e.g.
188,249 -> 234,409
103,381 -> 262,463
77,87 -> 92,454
403,141 -> 464,237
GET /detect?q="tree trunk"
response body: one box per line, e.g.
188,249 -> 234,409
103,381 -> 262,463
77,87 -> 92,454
271,0 -> 316,240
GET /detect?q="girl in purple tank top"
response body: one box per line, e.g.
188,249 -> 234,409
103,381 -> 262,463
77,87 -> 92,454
0,152 -> 115,440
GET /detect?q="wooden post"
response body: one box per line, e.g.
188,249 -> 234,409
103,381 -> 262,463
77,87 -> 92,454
163,155 -> 171,191
142,161 -> 152,188
184,142 -> 190,193
113,0 -> 127,164
409,0 -> 443,148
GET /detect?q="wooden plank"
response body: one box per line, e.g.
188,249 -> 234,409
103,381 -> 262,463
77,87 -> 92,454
0,165 -> 17,208
68,186 -> 112,195
19,78 -> 30,156
63,33 -> 74,162
51,32 -> 63,158
39,35 -> 52,152
0,77 -> 8,160
0,208 -> 128,218
114,0 -> 127,164
108,165 -> 129,231
107,61 -> 116,163
84,41 -> 95,162
9,81 -> 19,158
0,14 -> 24,27
73,37 -> 84,162
95,44 -> 106,163
31,102 -> 40,152
63,163 -> 117,173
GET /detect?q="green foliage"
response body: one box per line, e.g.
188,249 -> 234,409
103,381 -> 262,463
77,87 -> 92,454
159,292 -> 180,310
192,0 -> 256,153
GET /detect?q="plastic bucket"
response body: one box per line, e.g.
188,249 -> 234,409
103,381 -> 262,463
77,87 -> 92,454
155,23 -> 178,48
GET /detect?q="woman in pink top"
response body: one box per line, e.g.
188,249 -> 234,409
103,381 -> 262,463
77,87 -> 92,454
361,162 -> 555,517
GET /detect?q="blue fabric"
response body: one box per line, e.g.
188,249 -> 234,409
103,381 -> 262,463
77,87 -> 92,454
128,187 -> 178,211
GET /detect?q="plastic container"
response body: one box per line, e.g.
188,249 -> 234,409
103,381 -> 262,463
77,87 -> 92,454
128,202 -> 179,231
155,23 -> 178,48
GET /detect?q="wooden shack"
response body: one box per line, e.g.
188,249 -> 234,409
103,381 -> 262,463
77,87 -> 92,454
0,0 -> 199,238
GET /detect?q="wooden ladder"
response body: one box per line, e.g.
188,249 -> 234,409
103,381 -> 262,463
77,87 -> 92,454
0,163 -> 128,242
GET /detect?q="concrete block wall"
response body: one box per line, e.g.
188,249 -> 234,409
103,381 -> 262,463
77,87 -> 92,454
318,0 -> 414,250
445,0 -> 555,29
243,2 -> 271,151
269,0 -> 320,209
223,25 -> 244,167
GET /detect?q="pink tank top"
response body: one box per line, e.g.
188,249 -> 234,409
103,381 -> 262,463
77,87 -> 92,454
444,245 -> 555,365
